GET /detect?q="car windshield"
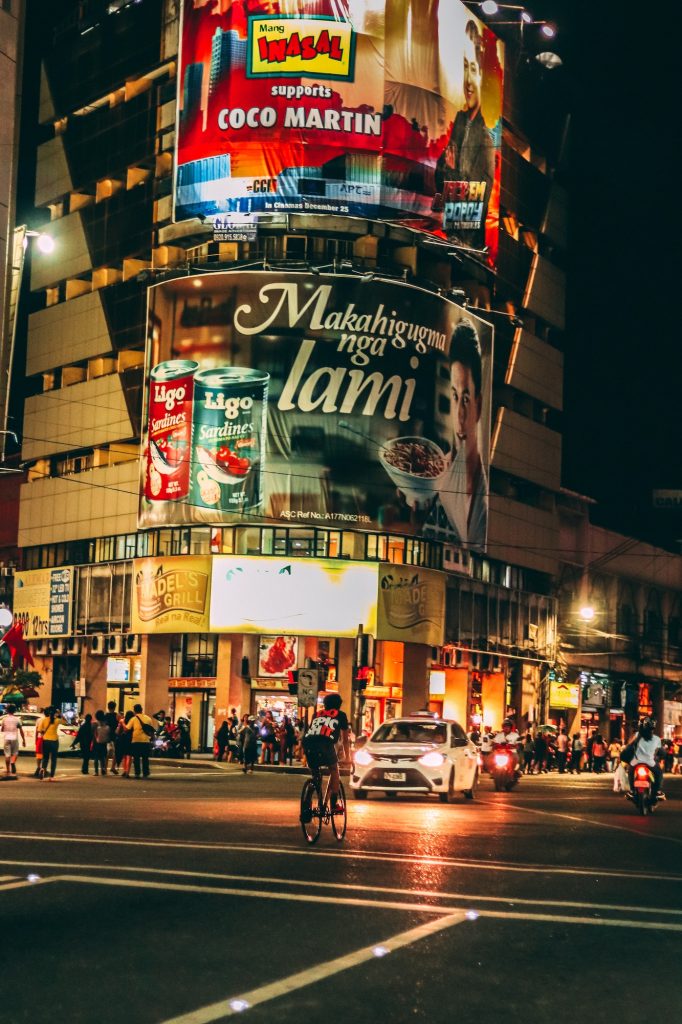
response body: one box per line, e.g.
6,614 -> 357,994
373,722 -> 447,744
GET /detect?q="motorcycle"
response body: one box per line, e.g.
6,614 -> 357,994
491,744 -> 520,792
628,761 -> 659,815
150,729 -> 183,758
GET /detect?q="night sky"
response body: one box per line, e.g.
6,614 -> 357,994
546,1 -> 681,550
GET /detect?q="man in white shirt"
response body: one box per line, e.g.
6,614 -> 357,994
626,718 -> 664,801
492,718 -> 521,773
1,708 -> 26,776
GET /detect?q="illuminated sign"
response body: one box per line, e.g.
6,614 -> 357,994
131,557 -> 211,633
377,565 -> 446,646
140,273 -> 493,553
210,556 -> 378,636
175,0 -> 504,265
13,567 -> 74,639
549,680 -> 580,709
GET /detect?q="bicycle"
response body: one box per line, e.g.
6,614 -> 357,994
299,766 -> 347,845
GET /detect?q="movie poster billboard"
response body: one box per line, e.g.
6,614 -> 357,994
139,272 -> 493,551
175,0 -> 504,265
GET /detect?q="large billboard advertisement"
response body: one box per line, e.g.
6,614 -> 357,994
377,564 -> 445,647
210,556 -> 378,636
131,557 -> 212,633
139,272 -> 493,551
13,568 -> 74,639
175,0 -> 504,264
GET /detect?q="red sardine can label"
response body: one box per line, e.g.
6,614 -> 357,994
145,360 -> 199,501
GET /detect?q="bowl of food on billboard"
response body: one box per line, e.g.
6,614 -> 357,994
174,0 -> 504,268
139,272 -> 493,553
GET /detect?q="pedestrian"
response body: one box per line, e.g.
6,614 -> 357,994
569,733 -> 583,773
116,710 -> 134,777
227,715 -> 241,763
279,715 -> 296,767
592,733 -> 606,773
259,712 -> 276,764
480,726 -> 494,773
37,706 -> 62,780
177,717 -> 191,759
92,710 -> 112,776
607,738 -> 622,772
556,730 -> 569,773
586,729 -> 596,772
215,720 -> 230,762
104,700 -> 121,774
125,703 -> 157,779
533,732 -> 547,773
522,733 -> 534,774
72,713 -> 94,774
241,716 -> 258,774
1,706 -> 26,776
33,730 -> 44,778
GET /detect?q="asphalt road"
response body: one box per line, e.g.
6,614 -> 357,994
0,758 -> 680,1023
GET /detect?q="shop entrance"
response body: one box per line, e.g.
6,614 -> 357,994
170,689 -> 215,752
253,691 -> 299,723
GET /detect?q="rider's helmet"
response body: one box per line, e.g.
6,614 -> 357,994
639,716 -> 656,740
323,692 -> 343,711
501,717 -> 513,732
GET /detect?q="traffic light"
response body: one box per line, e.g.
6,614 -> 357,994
287,669 -> 298,696
352,666 -> 371,692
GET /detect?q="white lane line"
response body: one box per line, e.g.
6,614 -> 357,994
0,859 -> 677,921
480,799 -> 682,847
55,873 -> 448,915
1,833 -> 682,883
0,876 -> 58,893
477,909 -> 682,933
159,912 -> 468,1024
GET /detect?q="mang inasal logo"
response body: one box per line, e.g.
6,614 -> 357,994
247,16 -> 356,80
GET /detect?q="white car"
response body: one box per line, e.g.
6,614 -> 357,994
1,712 -> 79,753
351,713 -> 479,802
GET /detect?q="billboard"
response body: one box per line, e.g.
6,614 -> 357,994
131,557 -> 212,633
13,568 -> 74,639
175,0 -> 504,264
377,564 -> 445,647
209,556 -> 378,635
140,272 -> 493,551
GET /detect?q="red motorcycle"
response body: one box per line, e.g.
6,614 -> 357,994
491,744 -> 520,792
629,762 -> 658,815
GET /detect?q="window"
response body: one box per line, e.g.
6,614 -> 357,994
181,634 -> 217,677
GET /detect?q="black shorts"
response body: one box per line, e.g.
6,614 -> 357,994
303,737 -> 337,770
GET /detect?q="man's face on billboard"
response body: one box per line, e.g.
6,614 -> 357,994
463,34 -> 482,112
450,360 -> 482,448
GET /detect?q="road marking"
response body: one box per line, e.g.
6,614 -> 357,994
55,873 -> 449,915
477,909 -> 682,933
480,799 -> 682,847
1,832 -> 681,884
158,912 -> 469,1024
0,876 -> 57,893
0,860 -> 679,926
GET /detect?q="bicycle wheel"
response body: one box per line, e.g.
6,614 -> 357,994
300,778 -> 323,845
331,781 -> 347,841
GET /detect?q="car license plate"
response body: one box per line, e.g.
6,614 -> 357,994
385,771 -> 405,782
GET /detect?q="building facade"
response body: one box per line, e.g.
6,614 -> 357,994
14,0 -> 647,750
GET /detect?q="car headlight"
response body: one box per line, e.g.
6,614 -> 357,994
418,751 -> 445,767
354,748 -> 374,766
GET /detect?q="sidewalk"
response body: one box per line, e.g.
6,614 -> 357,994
171,754 -> 308,775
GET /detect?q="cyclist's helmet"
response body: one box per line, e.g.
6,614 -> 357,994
323,693 -> 343,711
502,718 -> 513,730
639,716 -> 656,739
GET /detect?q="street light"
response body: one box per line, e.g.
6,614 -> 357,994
23,229 -> 55,254
579,605 -> 596,623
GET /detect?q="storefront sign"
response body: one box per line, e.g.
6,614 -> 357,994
13,567 -> 74,638
169,678 -> 216,689
549,680 -> 580,709
131,556 -> 211,633
140,274 -> 493,553
107,658 -> 131,683
377,565 -> 445,647
210,555 -> 378,636
175,0 -> 504,266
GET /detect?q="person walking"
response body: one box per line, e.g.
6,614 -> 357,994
125,703 -> 157,779
116,710 -> 134,777
556,730 -> 569,773
104,700 -> 121,774
37,706 -> 62,780
569,733 -> 584,773
522,733 -> 535,774
215,720 -> 230,762
92,710 -> 112,776
1,706 -> 26,776
72,713 -> 94,774
279,715 -> 296,767
259,712 -> 276,765
533,732 -> 547,774
608,738 -> 622,772
592,733 -> 607,773
240,716 -> 258,774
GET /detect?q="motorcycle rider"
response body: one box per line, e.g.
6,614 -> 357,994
625,717 -> 665,803
492,718 -> 521,775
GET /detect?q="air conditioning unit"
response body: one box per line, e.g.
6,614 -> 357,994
107,635 -> 123,655
67,637 -> 83,654
34,638 -> 50,656
125,634 -> 141,654
89,634 -> 106,655
48,639 -> 66,656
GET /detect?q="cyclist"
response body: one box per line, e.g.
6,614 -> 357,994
303,693 -> 351,810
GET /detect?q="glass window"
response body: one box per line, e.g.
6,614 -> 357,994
125,535 -> 137,559
373,721 -> 447,744
115,535 -> 127,561
289,530 -> 314,556
190,529 -> 211,555
388,536 -> 405,564
182,633 -> 217,677
158,530 -> 172,556
261,528 -> 274,555
366,535 -> 378,559
328,531 -> 341,558
274,529 -> 288,555
315,531 -> 328,558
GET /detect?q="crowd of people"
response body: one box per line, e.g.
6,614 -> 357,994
471,723 -> 682,776
214,709 -> 307,773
